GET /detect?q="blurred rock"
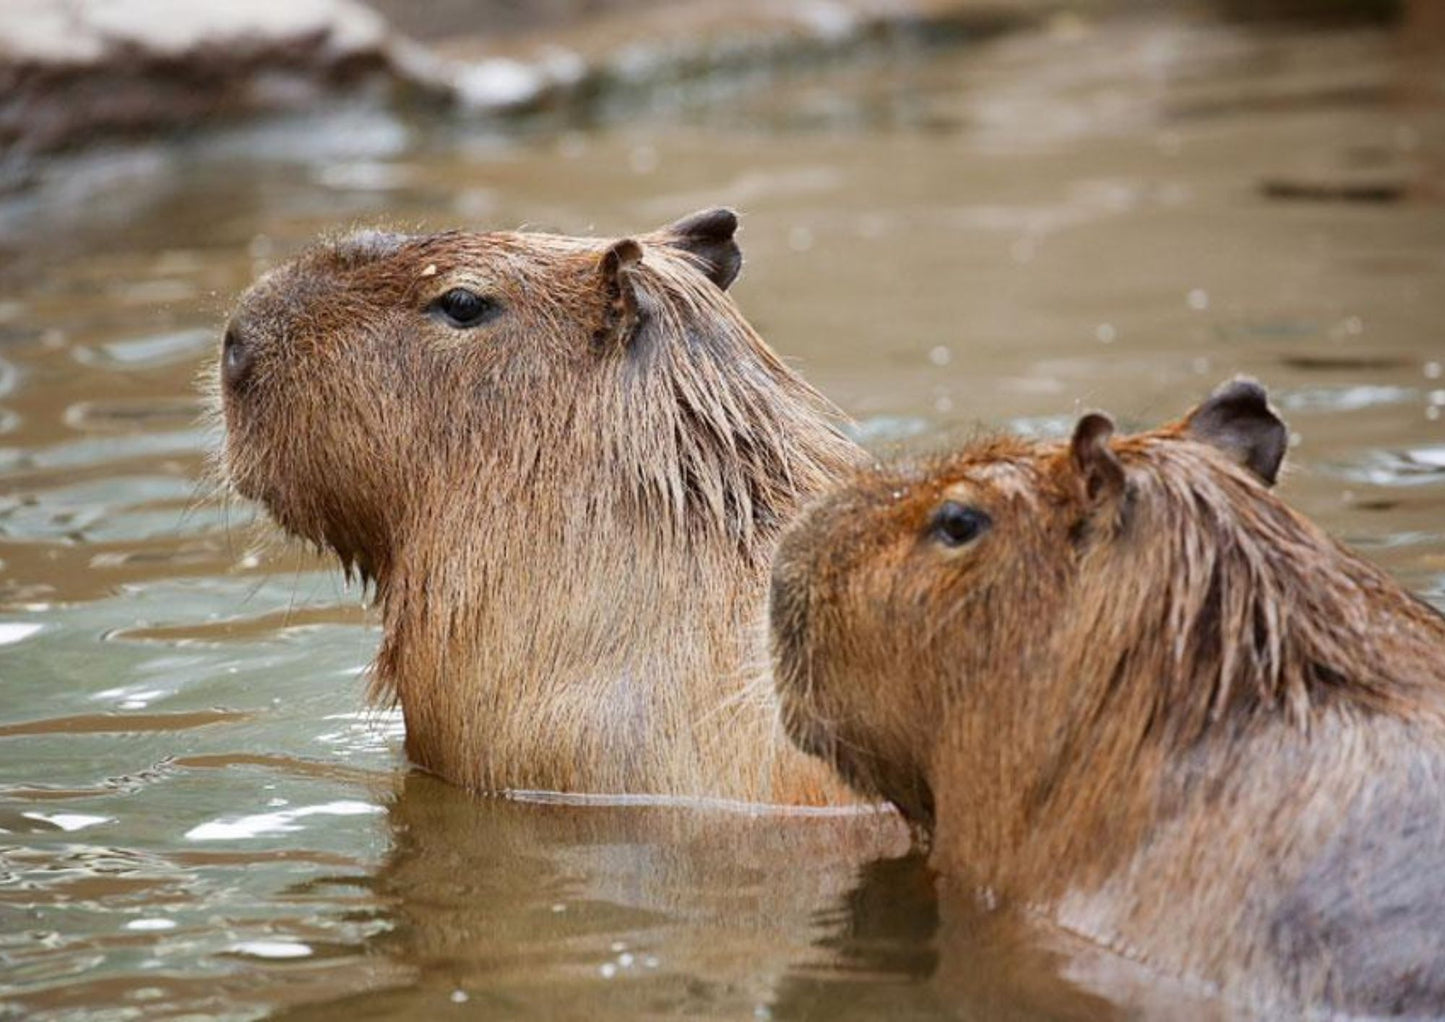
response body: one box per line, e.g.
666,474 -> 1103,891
1,0 -> 1054,180
1210,0 -> 1401,23
19,0 -> 1411,195
0,0 -> 442,172
419,0 -> 1046,115
366,0 -> 670,43
1260,176 -> 1409,203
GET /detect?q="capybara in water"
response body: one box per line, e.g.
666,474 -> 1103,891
217,209 -> 868,805
770,379 -> 1445,1012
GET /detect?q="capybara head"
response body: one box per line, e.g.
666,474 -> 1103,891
770,380 -> 1316,825
219,208 -> 842,581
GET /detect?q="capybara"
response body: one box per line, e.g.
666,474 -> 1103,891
217,209 -> 868,804
770,379 -> 1445,1013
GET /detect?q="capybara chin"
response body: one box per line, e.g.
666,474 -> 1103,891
770,379 -> 1445,1012
216,208 -> 869,806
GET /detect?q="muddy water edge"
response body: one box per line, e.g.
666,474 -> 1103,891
1,6 -> 1443,1020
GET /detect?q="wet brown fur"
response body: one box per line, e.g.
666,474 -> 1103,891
217,212 -> 867,804
771,384 -> 1445,1012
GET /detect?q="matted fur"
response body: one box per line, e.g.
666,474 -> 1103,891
216,212 -> 866,804
770,387 -> 1445,1012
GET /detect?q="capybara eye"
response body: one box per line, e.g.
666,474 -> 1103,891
431,288 -> 495,328
930,501 -> 992,548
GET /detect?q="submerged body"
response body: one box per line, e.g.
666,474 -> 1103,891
218,209 -> 864,804
770,381 -> 1445,1011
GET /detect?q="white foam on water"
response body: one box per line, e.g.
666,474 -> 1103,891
0,622 -> 43,646
230,940 -> 313,959
126,918 -> 178,932
23,811 -> 112,832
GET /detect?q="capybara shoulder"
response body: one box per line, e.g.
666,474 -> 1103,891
217,209 -> 873,807
770,379 -> 1445,1012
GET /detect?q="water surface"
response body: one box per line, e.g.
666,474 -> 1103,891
2,9 -> 1443,1019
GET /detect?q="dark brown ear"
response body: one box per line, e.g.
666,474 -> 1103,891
595,238 -> 642,348
1182,378 -> 1287,486
656,208 -> 741,290
1071,412 -> 1125,505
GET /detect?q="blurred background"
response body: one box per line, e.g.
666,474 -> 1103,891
1,1 -> 1442,1019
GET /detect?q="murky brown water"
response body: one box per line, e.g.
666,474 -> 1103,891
2,8 -> 1443,1020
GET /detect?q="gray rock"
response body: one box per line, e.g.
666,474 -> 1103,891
0,0 -> 438,164
0,0 -> 1053,188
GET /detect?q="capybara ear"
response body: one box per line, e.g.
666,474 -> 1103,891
1182,378 -> 1288,486
595,238 -> 643,348
656,208 -> 742,290
1070,412 -> 1125,505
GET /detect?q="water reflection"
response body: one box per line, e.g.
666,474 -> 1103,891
301,778 -> 1185,1020
770,858 -> 1135,1022
277,774 -> 907,1020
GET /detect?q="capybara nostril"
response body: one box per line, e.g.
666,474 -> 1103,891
221,320 -> 253,392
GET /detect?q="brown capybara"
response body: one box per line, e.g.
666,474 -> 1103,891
770,379 -> 1445,1013
217,209 -> 869,805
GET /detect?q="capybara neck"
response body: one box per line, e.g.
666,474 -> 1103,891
378,252 -> 861,797
771,380 -> 1445,1011
220,210 -> 863,803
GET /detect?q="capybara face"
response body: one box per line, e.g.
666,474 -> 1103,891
770,380 -> 1289,825
218,210 -> 750,580
769,438 -> 1071,824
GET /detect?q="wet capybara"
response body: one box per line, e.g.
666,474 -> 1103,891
770,379 -> 1445,1013
217,209 -> 869,805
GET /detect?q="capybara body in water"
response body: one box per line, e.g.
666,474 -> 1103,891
771,380 -> 1445,1012
218,209 -> 866,805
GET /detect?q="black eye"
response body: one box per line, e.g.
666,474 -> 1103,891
930,501 -> 991,548
431,288 -> 494,328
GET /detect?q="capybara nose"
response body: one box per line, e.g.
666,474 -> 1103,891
221,318 -> 254,392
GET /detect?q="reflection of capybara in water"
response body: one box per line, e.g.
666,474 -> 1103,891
217,209 -> 865,804
771,380 -> 1445,1012
296,772 -> 906,1020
